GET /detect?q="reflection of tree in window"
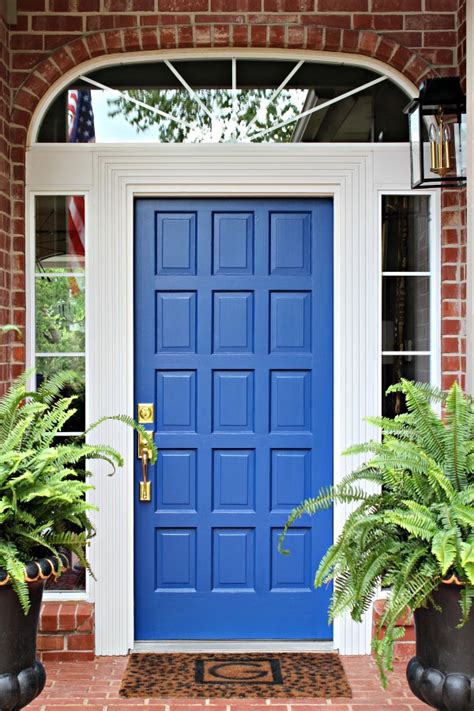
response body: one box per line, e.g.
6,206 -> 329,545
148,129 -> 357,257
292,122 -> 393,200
108,89 -> 305,143
36,277 -> 85,353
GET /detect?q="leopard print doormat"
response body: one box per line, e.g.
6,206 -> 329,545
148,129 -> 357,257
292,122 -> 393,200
119,653 -> 352,699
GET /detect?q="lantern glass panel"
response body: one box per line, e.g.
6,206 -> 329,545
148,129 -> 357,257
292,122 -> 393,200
412,109 -> 467,188
408,108 -> 422,187
421,109 -> 463,185
454,114 -> 467,179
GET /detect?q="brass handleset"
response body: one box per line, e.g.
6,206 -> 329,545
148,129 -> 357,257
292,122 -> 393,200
139,450 -> 151,503
137,403 -> 155,503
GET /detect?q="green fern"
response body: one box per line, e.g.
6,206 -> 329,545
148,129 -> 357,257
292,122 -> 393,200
279,379 -> 474,687
0,369 -> 157,613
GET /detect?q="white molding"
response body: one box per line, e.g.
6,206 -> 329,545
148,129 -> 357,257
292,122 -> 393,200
26,141 -> 425,656
26,48 -> 418,148
430,189 -> 442,393
44,592 -> 88,602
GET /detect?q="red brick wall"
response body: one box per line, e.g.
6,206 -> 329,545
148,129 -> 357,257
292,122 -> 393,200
441,188 -> 467,390
372,599 -> 415,662
7,0 -> 461,89
440,0 -> 467,390
38,601 -> 95,662
1,2 -> 468,389
0,16 -> 12,390
458,0 -> 466,87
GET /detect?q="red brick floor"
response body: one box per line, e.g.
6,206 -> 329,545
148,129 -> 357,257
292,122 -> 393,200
27,655 -> 431,710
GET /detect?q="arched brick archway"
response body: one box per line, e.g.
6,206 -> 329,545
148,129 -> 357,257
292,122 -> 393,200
11,24 -> 437,132
7,25 -> 465,393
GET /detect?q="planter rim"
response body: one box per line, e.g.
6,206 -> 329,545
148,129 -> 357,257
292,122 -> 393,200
0,552 -> 69,587
441,574 -> 464,586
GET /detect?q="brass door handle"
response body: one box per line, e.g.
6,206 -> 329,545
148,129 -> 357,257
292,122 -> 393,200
138,432 -> 153,502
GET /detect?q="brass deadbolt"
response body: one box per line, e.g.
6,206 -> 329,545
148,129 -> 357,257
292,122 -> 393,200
138,403 -> 154,424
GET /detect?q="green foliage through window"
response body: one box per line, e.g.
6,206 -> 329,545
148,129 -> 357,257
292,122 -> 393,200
108,88 -> 306,143
35,277 -> 85,353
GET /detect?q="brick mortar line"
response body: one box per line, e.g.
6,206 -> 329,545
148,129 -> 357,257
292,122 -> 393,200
8,26 -> 459,33
14,10 -> 459,14
10,17 -> 460,24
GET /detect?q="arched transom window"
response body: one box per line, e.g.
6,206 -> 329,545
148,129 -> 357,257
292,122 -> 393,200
37,57 -> 410,144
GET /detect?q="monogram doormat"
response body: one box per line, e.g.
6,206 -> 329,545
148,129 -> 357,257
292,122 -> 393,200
119,653 -> 352,699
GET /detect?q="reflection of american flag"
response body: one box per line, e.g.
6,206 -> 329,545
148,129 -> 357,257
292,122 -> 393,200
68,90 -> 95,143
67,91 -> 95,278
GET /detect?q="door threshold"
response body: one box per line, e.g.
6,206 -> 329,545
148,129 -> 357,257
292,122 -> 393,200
133,640 -> 335,653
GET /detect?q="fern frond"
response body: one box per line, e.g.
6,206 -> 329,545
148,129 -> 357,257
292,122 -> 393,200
459,586 -> 474,622
451,503 -> 474,528
444,382 -> 469,491
0,368 -> 146,614
384,509 -> 436,541
85,415 -> 157,464
431,529 -> 458,576
389,379 -> 445,462
0,541 -> 30,613
281,379 -> 474,686
460,540 -> 474,584
386,379 -> 447,404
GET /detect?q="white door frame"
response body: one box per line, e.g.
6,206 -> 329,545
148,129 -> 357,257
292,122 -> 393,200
26,142 -> 438,655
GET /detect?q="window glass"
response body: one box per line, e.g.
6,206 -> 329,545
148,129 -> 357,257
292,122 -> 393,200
382,355 -> 430,418
35,277 -> 85,353
101,87 -> 307,143
34,195 -> 86,592
36,59 -> 410,144
382,276 -> 430,352
35,196 -> 85,272
382,195 -> 430,272
47,552 -> 86,591
381,194 -> 432,417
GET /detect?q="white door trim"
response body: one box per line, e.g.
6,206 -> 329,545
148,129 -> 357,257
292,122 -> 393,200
26,142 -> 424,655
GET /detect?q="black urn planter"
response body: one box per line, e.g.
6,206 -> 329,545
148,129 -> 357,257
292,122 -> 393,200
406,584 -> 474,711
0,555 -> 68,710
0,581 -> 45,710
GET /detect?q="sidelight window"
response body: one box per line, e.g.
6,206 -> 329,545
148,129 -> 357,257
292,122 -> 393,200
381,194 -> 439,418
32,194 -> 87,593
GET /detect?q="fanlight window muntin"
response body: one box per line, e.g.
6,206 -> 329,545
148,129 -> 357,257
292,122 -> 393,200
37,57 -> 411,145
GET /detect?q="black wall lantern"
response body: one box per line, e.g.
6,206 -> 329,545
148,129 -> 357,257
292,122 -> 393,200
404,77 -> 466,189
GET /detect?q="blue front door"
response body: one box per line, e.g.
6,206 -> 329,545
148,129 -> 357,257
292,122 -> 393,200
134,198 -> 333,640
